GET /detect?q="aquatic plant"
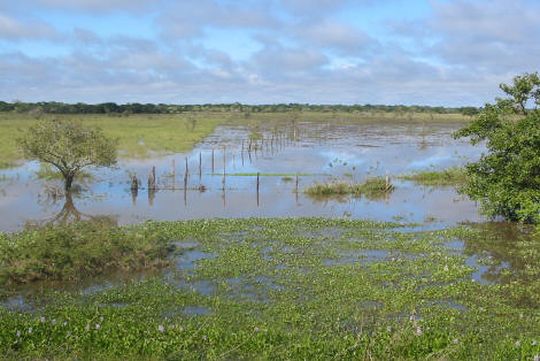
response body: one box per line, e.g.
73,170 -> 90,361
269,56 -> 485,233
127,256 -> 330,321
305,177 -> 394,200
0,218 -> 538,360
399,167 -> 466,186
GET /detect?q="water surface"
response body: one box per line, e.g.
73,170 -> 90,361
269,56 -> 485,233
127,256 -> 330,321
0,120 -> 484,231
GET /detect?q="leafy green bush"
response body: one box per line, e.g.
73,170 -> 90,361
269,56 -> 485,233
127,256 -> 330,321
0,220 -> 171,284
455,72 -> 540,223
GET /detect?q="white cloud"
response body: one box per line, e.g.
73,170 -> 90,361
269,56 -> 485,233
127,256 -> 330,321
0,0 -> 538,105
0,14 -> 58,40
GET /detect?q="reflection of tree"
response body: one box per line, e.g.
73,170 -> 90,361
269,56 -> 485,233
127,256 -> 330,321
38,191 -> 117,226
52,192 -> 86,223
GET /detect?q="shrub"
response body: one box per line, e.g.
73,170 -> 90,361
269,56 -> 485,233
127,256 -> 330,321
455,72 -> 540,223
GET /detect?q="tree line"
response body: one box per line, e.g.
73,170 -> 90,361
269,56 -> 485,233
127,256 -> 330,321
0,101 -> 479,115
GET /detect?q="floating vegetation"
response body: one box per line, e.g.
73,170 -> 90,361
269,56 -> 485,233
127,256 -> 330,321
305,177 -> 394,200
399,167 -> 466,186
0,218 -> 538,360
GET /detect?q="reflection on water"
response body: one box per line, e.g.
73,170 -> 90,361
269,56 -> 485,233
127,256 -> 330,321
461,223 -> 538,284
0,120 -> 483,231
23,191 -> 117,228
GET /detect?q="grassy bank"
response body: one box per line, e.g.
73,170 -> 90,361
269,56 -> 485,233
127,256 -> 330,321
0,218 -> 538,360
305,177 -> 394,200
398,168 -> 467,187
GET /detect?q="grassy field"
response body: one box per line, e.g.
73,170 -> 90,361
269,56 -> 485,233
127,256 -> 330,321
0,113 -> 224,168
0,111 -> 470,168
0,218 -> 538,360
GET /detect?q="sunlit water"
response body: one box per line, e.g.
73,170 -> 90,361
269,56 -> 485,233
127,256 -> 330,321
0,120 -> 485,232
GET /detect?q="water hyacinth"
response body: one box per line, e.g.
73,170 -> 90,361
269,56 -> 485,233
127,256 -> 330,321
0,218 -> 538,360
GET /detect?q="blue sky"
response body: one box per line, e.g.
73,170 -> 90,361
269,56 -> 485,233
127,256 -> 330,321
1,0 -> 539,105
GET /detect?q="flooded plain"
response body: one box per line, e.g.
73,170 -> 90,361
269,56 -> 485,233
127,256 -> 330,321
2,118 -> 539,359
0,119 -> 484,231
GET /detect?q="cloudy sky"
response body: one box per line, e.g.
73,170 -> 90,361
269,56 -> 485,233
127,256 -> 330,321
1,0 -> 539,106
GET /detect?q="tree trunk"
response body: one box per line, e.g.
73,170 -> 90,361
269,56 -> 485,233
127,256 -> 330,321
64,174 -> 74,192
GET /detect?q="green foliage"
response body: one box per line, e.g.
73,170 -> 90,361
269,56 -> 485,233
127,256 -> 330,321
35,163 -> 92,181
399,167 -> 466,186
0,218 -> 539,360
0,220 -> 171,285
0,100 -> 479,115
19,119 -> 117,191
455,72 -> 540,223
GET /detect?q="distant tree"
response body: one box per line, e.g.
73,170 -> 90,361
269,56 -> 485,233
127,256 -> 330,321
461,107 -> 480,117
455,72 -> 540,223
19,120 -> 117,192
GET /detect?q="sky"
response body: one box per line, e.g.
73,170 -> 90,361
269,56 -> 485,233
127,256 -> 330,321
0,0 -> 539,106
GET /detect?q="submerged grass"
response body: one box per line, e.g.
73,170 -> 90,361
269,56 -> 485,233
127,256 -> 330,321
399,167 -> 467,187
0,218 -> 539,359
305,177 -> 394,200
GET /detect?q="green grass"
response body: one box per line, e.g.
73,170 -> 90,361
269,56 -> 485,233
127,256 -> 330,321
0,218 -> 538,360
399,167 -> 467,186
305,177 -> 394,200
0,113 -> 223,168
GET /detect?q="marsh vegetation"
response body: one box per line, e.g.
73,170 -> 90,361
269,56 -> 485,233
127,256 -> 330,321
0,218 -> 538,360
304,177 -> 394,200
0,87 -> 538,360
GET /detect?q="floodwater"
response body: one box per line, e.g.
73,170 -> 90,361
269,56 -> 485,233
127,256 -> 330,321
2,119 -> 537,314
0,120 -> 485,232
